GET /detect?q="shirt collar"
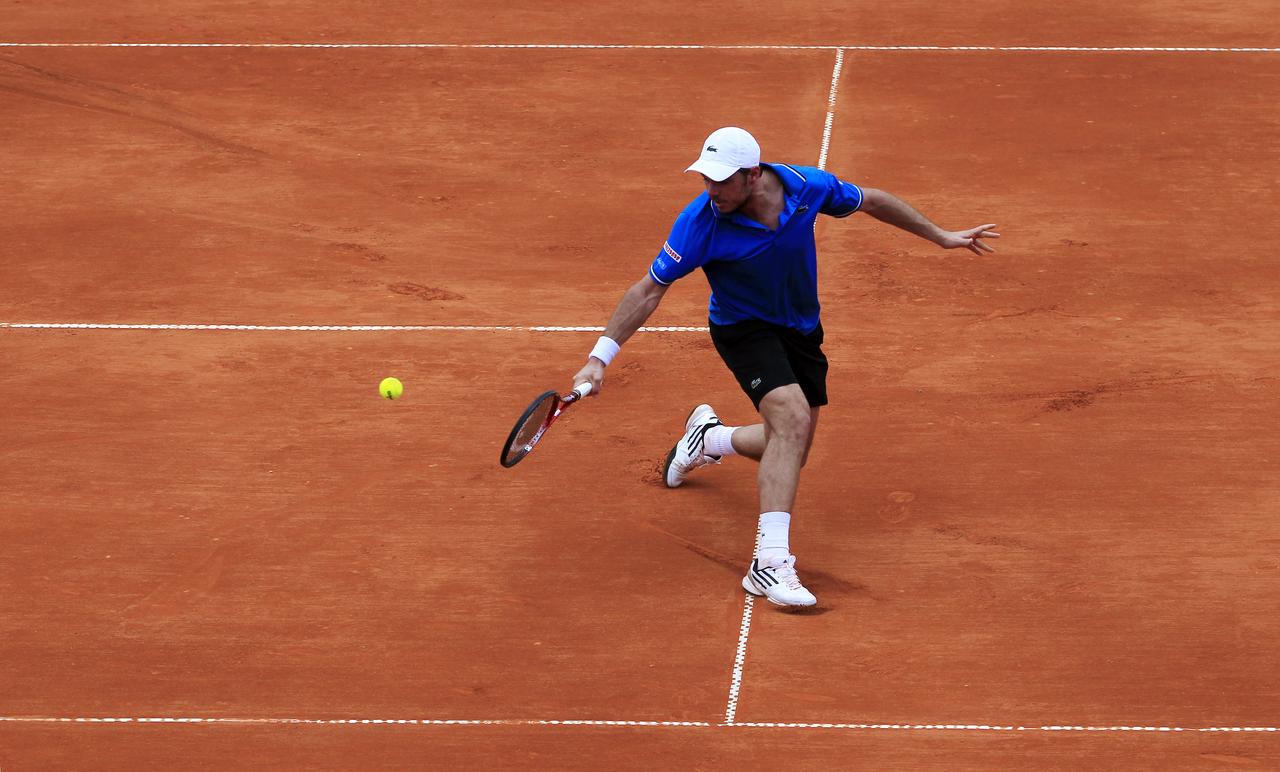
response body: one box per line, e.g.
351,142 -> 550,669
707,162 -> 804,228
707,162 -> 800,221
762,162 -> 806,197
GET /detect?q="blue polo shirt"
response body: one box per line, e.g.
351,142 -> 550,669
649,162 -> 864,334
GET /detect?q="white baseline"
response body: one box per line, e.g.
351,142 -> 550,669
0,716 -> 1277,733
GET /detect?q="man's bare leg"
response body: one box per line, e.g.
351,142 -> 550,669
754,384 -> 817,512
736,384 -> 822,606
722,399 -> 820,468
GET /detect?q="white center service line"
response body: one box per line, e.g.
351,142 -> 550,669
721,44 -> 850,728
816,48 -> 845,170
722,593 -> 756,725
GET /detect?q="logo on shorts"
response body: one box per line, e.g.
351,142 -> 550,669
750,377 -> 763,389
706,145 -> 718,152
663,241 -> 683,263
797,205 -> 810,213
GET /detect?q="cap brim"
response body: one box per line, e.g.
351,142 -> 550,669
685,158 -> 739,182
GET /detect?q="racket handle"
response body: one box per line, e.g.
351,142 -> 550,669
567,381 -> 593,402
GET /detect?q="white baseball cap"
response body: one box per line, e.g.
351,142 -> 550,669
685,127 -> 761,182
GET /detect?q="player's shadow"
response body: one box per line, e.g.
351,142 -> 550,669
643,521 -> 871,611
771,603 -> 831,616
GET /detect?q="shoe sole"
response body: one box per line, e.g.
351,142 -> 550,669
662,442 -> 681,488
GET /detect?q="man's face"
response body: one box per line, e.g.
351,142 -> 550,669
702,168 -> 755,213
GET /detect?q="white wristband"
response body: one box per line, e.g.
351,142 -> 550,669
589,336 -> 620,367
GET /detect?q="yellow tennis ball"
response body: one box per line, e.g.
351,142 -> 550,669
379,377 -> 403,400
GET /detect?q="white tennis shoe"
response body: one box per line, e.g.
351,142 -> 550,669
663,404 -> 723,488
742,555 -> 818,607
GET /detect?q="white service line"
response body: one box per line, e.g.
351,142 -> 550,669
0,716 -> 711,727
0,322 -> 707,333
1,42 -> 1279,52
733,723 -> 1280,732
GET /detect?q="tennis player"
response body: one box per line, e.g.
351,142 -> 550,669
571,127 -> 998,607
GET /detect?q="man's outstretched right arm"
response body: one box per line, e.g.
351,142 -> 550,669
571,273 -> 670,396
859,187 -> 999,255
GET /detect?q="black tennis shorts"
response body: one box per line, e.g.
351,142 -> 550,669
709,319 -> 829,410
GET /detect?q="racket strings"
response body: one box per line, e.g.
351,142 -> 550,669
511,395 -> 556,450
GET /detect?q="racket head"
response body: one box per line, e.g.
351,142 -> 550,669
500,389 -> 559,468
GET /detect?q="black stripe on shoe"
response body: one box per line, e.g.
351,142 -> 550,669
751,560 -> 778,587
684,418 -> 723,456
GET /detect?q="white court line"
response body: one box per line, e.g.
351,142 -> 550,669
722,594 -> 756,725
0,716 -> 710,728
734,723 -> 1280,733
1,716 -> 1276,733
1,42 -> 1279,52
816,48 -> 845,170
0,322 -> 707,332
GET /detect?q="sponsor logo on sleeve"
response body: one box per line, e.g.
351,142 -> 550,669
663,241 -> 683,263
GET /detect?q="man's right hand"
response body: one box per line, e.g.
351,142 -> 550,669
572,358 -> 606,397
939,223 -> 1000,255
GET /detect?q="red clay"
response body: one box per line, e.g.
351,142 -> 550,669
2,9 -> 1279,770
5,0 -> 1280,47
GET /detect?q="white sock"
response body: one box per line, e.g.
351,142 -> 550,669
757,511 -> 791,563
704,425 -> 738,457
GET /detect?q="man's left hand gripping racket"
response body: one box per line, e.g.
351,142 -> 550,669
500,382 -> 592,468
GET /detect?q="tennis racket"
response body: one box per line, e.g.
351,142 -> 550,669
499,382 -> 593,468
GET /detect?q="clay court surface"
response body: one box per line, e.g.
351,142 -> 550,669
2,3 -> 1279,770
